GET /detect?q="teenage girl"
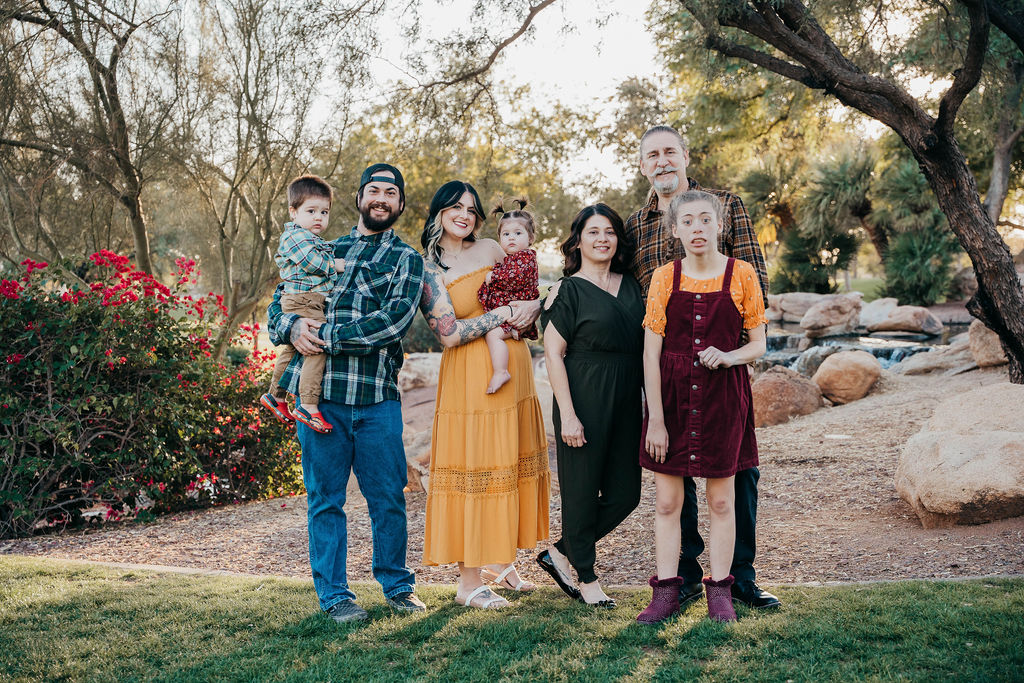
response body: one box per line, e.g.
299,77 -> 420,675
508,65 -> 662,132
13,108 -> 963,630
636,190 -> 767,625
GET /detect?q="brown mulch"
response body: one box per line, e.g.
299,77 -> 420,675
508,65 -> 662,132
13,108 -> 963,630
4,367 -> 1023,587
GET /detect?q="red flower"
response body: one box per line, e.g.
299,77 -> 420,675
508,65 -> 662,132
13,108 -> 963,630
1,279 -> 22,299
6,353 -> 25,364
21,259 -> 48,276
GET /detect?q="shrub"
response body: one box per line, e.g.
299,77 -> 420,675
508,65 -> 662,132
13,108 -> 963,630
882,230 -> 958,306
0,253 -> 303,539
770,227 -> 858,294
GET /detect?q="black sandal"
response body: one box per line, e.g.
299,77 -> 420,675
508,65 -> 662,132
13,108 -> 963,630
536,549 -> 582,602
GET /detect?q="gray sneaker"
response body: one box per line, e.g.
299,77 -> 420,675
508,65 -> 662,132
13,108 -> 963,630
386,591 -> 426,613
326,600 -> 368,623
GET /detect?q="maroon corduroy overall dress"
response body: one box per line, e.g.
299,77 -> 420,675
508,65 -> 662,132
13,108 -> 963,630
639,258 -> 758,478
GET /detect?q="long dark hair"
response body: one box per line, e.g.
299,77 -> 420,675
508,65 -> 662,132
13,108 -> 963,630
420,180 -> 486,269
559,203 -> 634,276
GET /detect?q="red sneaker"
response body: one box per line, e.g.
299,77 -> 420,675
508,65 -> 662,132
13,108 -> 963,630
294,406 -> 333,434
260,393 -> 296,424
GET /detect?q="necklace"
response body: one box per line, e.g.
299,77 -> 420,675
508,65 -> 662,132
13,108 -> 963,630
576,269 -> 616,292
442,243 -> 466,268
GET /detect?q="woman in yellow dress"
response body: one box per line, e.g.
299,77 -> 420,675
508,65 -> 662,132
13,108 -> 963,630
418,180 -> 550,610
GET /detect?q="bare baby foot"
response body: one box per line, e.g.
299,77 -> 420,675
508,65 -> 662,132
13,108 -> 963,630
486,370 -> 512,394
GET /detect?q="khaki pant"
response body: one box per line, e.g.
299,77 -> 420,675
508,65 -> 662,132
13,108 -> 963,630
268,291 -> 327,404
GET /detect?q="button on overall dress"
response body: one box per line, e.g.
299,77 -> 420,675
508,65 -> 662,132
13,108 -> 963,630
639,258 -> 758,478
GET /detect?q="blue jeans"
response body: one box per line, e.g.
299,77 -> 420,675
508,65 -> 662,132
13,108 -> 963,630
297,399 -> 414,611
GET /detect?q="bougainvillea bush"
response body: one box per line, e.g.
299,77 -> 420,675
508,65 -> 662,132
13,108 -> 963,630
0,253 -> 303,539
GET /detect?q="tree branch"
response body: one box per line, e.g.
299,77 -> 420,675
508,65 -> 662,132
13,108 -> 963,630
418,0 -> 559,89
936,0 -> 990,137
987,0 -> 1024,55
684,0 -> 933,138
703,32 -> 816,86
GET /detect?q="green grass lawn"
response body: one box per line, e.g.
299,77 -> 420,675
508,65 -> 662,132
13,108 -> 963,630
846,277 -> 885,302
1,556 -> 1021,682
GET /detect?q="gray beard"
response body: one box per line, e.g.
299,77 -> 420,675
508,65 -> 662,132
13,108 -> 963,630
653,174 -> 680,194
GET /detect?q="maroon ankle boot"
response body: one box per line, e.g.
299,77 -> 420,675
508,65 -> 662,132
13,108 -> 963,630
636,575 -> 683,624
703,575 -> 737,622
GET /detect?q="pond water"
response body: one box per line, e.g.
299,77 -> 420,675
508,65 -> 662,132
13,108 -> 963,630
763,322 -> 970,370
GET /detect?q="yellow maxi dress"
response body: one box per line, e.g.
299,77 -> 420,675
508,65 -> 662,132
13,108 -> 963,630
423,267 -> 550,567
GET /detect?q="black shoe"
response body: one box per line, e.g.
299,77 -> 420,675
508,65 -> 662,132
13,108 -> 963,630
386,591 -> 426,613
731,581 -> 781,609
326,599 -> 368,623
678,581 -> 704,607
536,549 -> 582,602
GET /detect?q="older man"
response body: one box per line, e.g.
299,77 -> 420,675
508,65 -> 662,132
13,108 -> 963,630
268,163 -> 426,623
625,125 -> 780,610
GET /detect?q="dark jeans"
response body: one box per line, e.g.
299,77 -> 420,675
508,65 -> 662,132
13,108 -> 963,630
676,466 -> 759,584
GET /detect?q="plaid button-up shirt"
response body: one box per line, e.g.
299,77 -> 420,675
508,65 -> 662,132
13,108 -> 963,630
275,222 -> 338,294
268,227 -> 424,405
625,178 -> 769,305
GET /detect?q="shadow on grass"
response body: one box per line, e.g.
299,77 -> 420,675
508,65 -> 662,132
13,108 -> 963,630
2,558 -> 1022,682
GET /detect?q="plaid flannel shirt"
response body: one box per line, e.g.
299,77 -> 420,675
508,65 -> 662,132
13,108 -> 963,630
625,178 -> 769,305
268,227 -> 424,405
275,222 -> 338,294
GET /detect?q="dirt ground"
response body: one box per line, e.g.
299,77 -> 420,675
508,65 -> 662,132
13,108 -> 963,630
4,366 -> 1022,587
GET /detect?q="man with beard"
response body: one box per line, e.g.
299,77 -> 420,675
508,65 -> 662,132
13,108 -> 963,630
268,163 -> 426,622
625,126 -> 780,611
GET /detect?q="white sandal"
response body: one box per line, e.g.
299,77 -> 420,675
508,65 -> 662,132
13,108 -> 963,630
456,585 -> 508,610
481,565 -> 536,593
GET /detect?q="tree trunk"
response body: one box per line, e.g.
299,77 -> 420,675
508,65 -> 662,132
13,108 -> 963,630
982,59 -> 1024,226
858,218 -> 888,263
911,136 -> 1024,382
212,299 -> 260,360
122,193 -> 153,275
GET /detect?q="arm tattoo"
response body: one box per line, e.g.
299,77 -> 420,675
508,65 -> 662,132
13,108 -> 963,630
420,279 -> 435,311
418,260 -> 503,344
437,312 -> 457,336
456,310 -> 504,344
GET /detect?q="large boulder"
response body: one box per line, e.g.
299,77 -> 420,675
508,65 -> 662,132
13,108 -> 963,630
890,345 -> 973,375
811,350 -> 882,404
751,366 -> 822,427
800,293 -> 862,338
766,294 -> 783,322
403,428 -> 432,492
949,267 -> 978,301
895,383 -> 1024,528
867,305 -> 944,336
532,357 -> 555,438
968,319 -> 1008,367
859,297 -> 898,329
399,352 -> 441,392
778,292 -> 828,323
791,344 -> 843,378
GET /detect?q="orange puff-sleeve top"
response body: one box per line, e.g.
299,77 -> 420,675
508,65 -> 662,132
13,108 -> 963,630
643,259 -> 767,335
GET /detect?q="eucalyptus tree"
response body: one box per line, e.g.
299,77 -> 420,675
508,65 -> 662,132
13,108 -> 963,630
0,0 -> 183,274
167,0 -> 386,357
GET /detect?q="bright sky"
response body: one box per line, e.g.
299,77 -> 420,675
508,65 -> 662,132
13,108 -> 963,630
369,0 -> 663,188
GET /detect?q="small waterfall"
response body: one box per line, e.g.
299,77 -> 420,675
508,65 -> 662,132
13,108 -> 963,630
766,333 -> 805,352
760,330 -> 941,373
816,338 -> 932,368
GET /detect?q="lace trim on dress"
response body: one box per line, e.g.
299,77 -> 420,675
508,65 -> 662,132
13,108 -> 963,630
431,449 -> 547,494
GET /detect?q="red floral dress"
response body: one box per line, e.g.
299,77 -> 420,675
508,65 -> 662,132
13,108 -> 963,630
478,248 -> 539,339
